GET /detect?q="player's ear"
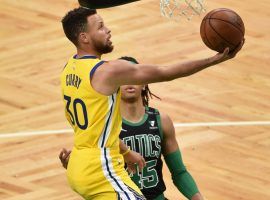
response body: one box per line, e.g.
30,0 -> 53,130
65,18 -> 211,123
79,32 -> 89,44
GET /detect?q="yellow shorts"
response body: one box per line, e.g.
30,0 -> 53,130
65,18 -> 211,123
67,147 -> 145,200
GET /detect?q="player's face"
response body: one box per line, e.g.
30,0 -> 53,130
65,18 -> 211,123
121,85 -> 144,103
86,14 -> 113,54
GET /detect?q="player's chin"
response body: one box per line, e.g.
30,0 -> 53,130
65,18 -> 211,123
109,44 -> 114,51
103,44 -> 114,54
105,43 -> 114,53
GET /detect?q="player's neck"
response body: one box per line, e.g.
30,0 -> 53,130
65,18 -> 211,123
77,47 -> 101,59
121,100 -> 145,123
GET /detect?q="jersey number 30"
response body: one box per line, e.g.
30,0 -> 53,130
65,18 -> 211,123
64,95 -> 88,130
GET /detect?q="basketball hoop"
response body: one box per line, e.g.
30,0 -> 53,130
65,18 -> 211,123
160,0 -> 206,20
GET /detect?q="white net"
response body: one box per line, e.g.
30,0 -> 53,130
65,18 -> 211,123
160,0 -> 206,20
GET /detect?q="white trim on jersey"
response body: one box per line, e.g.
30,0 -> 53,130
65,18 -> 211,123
103,93 -> 117,147
100,148 -> 137,200
98,93 -> 117,148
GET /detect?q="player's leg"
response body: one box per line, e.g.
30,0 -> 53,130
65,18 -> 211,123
67,148 -> 111,198
67,147 -> 145,200
100,148 -> 145,199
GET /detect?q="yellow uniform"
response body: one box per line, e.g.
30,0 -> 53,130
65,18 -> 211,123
60,55 -> 144,200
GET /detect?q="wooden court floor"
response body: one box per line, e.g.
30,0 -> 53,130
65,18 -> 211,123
0,0 -> 269,199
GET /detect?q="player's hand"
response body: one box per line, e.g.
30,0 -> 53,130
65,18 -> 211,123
191,193 -> 204,200
59,148 -> 71,169
123,150 -> 146,174
213,38 -> 245,63
228,38 -> 245,57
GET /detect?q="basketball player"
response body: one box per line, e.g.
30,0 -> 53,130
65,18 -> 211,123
118,57 -> 203,200
60,56 -> 204,200
60,7 -> 243,200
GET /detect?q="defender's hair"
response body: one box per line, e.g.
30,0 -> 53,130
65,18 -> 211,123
62,7 -> 97,46
119,56 -> 161,106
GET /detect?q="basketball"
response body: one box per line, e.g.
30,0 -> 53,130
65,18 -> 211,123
200,8 -> 245,53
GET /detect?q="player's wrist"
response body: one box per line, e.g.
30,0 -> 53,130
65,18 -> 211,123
209,52 -> 226,65
203,56 -> 218,67
121,147 -> 131,156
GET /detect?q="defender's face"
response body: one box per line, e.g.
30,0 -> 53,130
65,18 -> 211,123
121,85 -> 144,102
86,14 -> 113,54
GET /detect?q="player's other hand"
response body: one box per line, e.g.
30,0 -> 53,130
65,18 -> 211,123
59,148 -> 71,169
123,150 -> 146,174
191,193 -> 204,200
214,38 -> 245,63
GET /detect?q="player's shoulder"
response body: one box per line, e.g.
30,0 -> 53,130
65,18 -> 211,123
146,107 -> 172,125
159,111 -> 172,125
146,106 -> 159,115
103,59 -> 129,66
146,107 -> 168,118
146,107 -> 175,139
155,109 -> 174,133
103,59 -> 137,72
97,59 -> 132,74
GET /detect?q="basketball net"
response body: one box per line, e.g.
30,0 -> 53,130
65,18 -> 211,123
160,0 -> 206,20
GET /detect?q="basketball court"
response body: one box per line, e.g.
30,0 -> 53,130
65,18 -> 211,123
0,0 -> 269,199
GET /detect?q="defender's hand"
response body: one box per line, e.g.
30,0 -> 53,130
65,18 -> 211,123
59,148 -> 71,169
191,193 -> 204,200
123,150 -> 146,174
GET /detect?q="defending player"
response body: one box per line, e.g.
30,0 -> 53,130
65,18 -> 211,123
118,57 -> 203,200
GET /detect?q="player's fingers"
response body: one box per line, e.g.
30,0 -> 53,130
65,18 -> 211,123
142,157 -> 146,167
237,38 -> 245,51
138,158 -> 145,172
231,38 -> 245,57
127,168 -> 133,174
126,166 -> 134,176
66,152 -> 71,160
127,164 -> 136,174
138,162 -> 142,172
59,149 -> 64,160
223,47 -> 230,55
62,148 -> 68,154
63,150 -> 71,160
141,157 -> 146,168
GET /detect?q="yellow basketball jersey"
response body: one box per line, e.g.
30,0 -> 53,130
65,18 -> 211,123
60,55 -> 144,200
60,55 -> 122,149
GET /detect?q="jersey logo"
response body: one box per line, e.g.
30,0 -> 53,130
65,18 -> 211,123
149,121 -> 158,129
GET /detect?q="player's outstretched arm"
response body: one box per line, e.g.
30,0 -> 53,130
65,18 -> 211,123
92,40 -> 244,95
160,112 -> 204,200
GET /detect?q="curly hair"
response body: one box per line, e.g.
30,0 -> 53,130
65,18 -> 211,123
62,7 -> 97,46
